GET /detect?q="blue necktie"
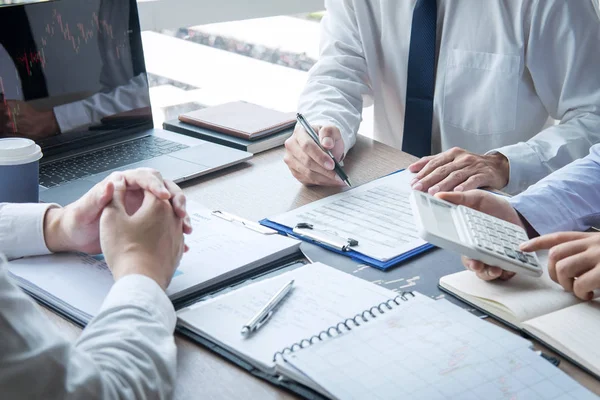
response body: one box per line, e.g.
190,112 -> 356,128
402,0 -> 437,158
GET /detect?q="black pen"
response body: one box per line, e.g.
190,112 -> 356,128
296,113 -> 351,187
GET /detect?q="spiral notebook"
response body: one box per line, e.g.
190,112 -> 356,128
175,263 -> 592,399
177,263 -> 432,377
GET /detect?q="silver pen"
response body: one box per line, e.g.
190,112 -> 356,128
241,279 -> 295,337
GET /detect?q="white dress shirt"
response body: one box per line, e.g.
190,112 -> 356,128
298,0 -> 600,194
0,203 -> 177,400
509,144 -> 600,236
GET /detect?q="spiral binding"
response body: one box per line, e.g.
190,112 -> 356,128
272,291 -> 415,362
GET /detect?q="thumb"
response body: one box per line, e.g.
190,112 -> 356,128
109,178 -> 129,213
133,189 -> 162,219
319,126 -> 341,150
436,190 -> 488,211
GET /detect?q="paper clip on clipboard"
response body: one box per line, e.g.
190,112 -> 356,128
212,210 -> 278,235
292,223 -> 359,252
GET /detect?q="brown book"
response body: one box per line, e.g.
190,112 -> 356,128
179,101 -> 296,141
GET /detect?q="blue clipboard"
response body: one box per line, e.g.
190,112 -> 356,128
259,169 -> 434,271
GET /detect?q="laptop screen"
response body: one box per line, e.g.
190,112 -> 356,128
0,0 -> 152,151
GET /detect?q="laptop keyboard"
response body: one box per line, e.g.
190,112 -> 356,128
40,136 -> 189,188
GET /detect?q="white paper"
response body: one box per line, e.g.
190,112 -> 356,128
269,170 -> 427,262
166,203 -> 299,297
177,262 -> 422,370
285,299 -> 595,400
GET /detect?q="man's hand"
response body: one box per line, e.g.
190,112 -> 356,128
100,188 -> 185,290
43,168 -> 192,255
521,232 -> 600,300
0,100 -> 60,139
284,124 -> 346,186
436,191 -> 521,281
408,147 -> 510,194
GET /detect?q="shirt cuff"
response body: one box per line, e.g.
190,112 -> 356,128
54,101 -> 92,133
488,142 -> 544,195
100,274 -> 176,331
0,203 -> 58,259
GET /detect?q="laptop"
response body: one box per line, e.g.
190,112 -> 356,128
0,0 -> 252,206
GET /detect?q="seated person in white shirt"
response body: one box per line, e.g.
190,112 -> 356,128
437,143 -> 600,301
284,0 -> 600,195
0,168 -> 192,399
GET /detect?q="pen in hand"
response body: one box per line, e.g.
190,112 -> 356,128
296,113 -> 352,187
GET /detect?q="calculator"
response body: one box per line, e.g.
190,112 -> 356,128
409,191 -> 543,277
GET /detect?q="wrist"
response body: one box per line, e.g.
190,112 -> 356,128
43,207 -> 72,253
515,209 -> 539,239
486,152 -> 510,189
109,252 -> 169,290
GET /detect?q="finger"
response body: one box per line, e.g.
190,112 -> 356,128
408,156 -> 435,175
77,180 -> 115,222
413,149 -> 459,184
462,256 -> 483,272
182,215 -> 192,235
454,174 -> 487,192
116,168 -> 171,200
110,178 -> 129,213
435,190 -> 486,210
289,162 -> 344,187
547,238 -> 590,273
134,189 -> 163,218
555,251 -> 595,292
318,126 -> 342,152
163,179 -> 187,219
521,232 -> 591,252
285,152 -> 344,186
573,265 -> 600,301
499,270 -> 516,281
476,266 -> 503,281
285,144 -> 339,180
423,165 -> 473,194
294,129 -> 337,171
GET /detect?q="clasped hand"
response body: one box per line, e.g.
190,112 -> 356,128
44,168 -> 192,289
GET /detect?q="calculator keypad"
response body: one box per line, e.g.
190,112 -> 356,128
459,206 -> 540,270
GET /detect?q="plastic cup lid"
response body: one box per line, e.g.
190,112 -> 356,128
0,138 -> 43,166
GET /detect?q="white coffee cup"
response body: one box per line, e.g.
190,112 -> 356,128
0,138 -> 43,203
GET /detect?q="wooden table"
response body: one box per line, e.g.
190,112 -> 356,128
40,135 -> 600,398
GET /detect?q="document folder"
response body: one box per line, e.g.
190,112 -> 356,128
260,169 -> 434,271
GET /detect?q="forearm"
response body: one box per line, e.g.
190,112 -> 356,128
508,146 -> 600,235
0,267 -> 176,399
494,113 -> 600,195
299,0 -> 371,155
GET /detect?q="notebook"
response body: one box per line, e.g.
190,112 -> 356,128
178,101 -> 296,141
178,262 -> 593,399
7,202 -> 300,325
439,253 -> 600,380
260,169 -> 433,270
177,262 -> 422,375
163,118 -> 293,154
281,298 -> 596,400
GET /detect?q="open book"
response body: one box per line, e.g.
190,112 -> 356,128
7,202 -> 300,325
439,257 -> 600,380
